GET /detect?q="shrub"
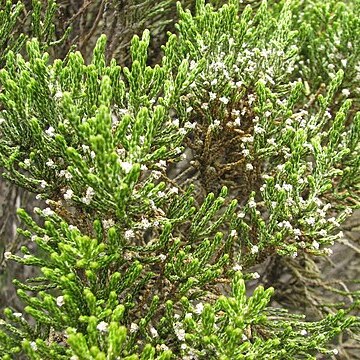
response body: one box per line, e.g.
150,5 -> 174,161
0,0 -> 359,358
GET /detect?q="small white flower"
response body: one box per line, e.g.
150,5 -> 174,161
184,121 -> 196,129
245,163 -> 253,171
323,248 -> 333,256
332,349 -> 339,355
60,170 -> 73,179
157,160 -> 167,169
283,183 -> 293,192
319,229 -> 327,237
242,135 -> 254,143
120,161 -> 133,173
237,212 -> 245,218
24,159 -> 31,167
96,321 -> 108,332
264,110 -> 272,118
102,219 -> 115,229
234,117 -> 241,126
254,125 -> 265,134
56,296 -> 65,307
150,327 -> 159,338
158,254 -> 167,262
40,180 -> 48,188
300,329 -> 307,336
299,241 -> 306,248
209,92 -> 217,100
54,91 -> 63,100
90,151 -> 96,159
341,89 -> 350,97
305,217 -> 316,226
172,118 -> 180,127
189,60 -> 197,70
4,251 -> 12,260
13,312 -> 23,318
232,264 -> 242,271
140,218 -> 151,229
30,341 -> 37,350
250,245 -> 259,254
153,170 -> 162,179
86,187 -> 95,199
293,228 -> 301,236
125,229 -> 135,239
248,200 -> 256,208
242,149 -> 250,157
184,313 -> 192,320
64,189 -> 74,200
157,191 -> 166,198
211,79 -> 218,86
282,221 -> 293,230
312,240 -> 320,250
175,328 -> 186,341
169,187 -> 179,195
324,111 -> 332,119
252,272 -> 260,279
248,94 -> 256,104
186,106 -> 193,113
213,119 -> 221,127
328,217 -> 340,227
45,126 -> 55,137
159,344 -> 169,351
219,96 -> 229,105
195,303 -> 204,314
130,323 -> 139,333
230,229 -> 237,237
43,208 -> 54,217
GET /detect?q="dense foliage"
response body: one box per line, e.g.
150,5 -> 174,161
0,0 -> 359,359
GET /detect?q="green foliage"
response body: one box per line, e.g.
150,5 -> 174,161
0,0 -> 26,65
295,0 -> 360,100
0,0 -> 359,359
0,0 -> 69,67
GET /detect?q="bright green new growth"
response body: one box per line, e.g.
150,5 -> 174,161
0,0 -> 359,359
